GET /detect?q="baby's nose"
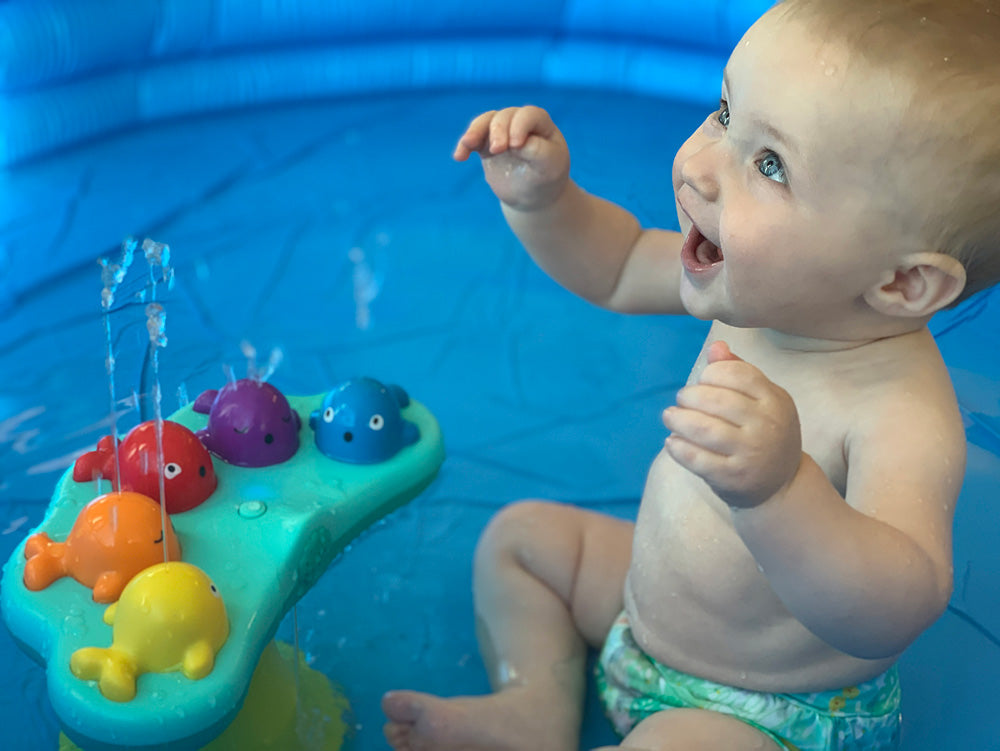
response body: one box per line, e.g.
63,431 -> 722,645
679,143 -> 721,202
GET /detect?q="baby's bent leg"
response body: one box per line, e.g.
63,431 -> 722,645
383,500 -> 634,751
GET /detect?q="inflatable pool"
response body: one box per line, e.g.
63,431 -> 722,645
1,0 -> 997,748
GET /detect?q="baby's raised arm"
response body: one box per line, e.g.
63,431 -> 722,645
455,106 -> 686,315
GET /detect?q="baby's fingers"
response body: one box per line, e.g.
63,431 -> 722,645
454,106 -> 560,163
454,110 -> 498,161
662,406 -> 740,456
490,105 -> 559,154
675,383 -> 753,426
664,434 -> 730,483
507,106 -> 558,149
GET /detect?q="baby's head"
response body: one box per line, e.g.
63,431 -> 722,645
671,0 -> 1000,336
775,0 -> 1000,305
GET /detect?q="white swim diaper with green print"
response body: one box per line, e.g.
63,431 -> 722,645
596,612 -> 901,750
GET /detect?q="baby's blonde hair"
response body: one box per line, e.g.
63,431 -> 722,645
777,0 -> 1000,304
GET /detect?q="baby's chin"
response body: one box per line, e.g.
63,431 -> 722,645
677,282 -> 719,322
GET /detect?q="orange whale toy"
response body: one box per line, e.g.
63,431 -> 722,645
23,491 -> 181,603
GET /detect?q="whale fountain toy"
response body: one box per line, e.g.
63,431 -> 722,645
311,377 -> 420,464
1,376 -> 444,750
73,420 -> 218,513
23,491 -> 182,603
193,378 -> 302,467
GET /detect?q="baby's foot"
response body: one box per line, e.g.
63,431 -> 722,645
382,686 -> 577,751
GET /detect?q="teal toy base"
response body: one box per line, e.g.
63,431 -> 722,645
2,394 -> 443,751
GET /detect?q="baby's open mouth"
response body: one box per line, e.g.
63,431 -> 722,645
681,225 -> 724,271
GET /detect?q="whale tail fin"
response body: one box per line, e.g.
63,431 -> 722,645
72,434 -> 117,484
387,383 -> 411,408
22,533 -> 67,590
193,389 -> 218,414
71,646 -> 139,702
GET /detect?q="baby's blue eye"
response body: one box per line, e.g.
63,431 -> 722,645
716,103 -> 730,127
757,152 -> 786,184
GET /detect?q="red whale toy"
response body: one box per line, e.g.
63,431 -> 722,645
73,420 -> 218,513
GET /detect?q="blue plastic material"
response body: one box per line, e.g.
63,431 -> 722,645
0,0 -> 774,167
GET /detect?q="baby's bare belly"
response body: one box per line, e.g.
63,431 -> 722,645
624,450 -> 895,693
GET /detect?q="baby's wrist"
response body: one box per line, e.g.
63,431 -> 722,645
726,451 -> 807,513
501,175 -> 573,214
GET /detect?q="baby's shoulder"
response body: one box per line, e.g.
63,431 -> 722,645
791,328 -> 961,440
840,331 -> 964,455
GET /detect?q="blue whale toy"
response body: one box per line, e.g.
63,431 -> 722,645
310,377 -> 420,464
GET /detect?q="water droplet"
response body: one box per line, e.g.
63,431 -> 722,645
63,615 -> 87,638
824,65 -> 837,76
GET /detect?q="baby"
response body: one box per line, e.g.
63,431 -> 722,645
383,0 -> 1000,749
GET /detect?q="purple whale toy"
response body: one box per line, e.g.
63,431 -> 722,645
193,379 -> 302,467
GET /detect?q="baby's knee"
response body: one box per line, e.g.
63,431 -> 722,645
477,498 -> 549,547
474,499 -> 563,566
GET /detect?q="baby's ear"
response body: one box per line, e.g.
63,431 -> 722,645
863,252 -> 967,318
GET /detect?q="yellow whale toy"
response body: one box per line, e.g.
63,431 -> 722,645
70,561 -> 229,702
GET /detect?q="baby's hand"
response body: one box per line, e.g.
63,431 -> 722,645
453,106 -> 570,211
662,342 -> 803,509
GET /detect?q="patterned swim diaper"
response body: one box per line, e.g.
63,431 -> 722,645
595,613 -> 901,750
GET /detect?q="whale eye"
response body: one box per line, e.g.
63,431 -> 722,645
323,407 -> 334,423
369,414 -> 384,431
264,433 -> 274,444
199,465 -> 207,477
209,583 -> 220,597
164,463 -> 182,479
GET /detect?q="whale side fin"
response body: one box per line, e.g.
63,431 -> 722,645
92,571 -> 125,604
23,534 -> 66,590
182,640 -> 217,681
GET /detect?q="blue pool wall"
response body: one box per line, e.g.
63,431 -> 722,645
1,0 -> 776,320
1,0 -> 769,166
